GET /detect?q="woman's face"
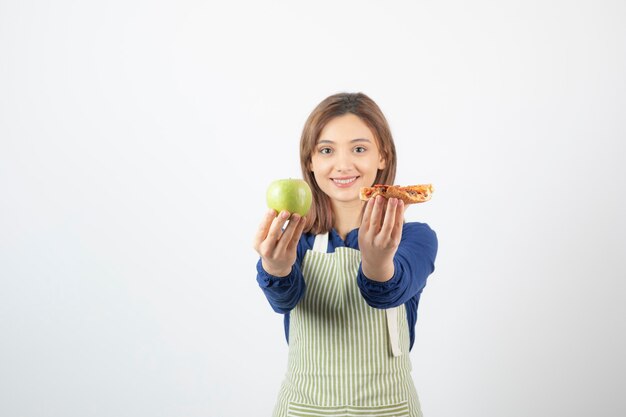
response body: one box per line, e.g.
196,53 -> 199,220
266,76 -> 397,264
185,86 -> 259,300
310,113 -> 385,205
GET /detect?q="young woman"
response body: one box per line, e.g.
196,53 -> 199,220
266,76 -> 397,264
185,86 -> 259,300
253,92 -> 438,417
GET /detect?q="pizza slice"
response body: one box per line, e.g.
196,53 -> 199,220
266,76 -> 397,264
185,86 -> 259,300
360,184 -> 434,205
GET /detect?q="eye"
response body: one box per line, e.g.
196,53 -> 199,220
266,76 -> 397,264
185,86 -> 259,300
354,146 -> 367,153
319,147 -> 333,155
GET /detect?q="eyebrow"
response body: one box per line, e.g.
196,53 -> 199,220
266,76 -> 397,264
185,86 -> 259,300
317,138 -> 372,144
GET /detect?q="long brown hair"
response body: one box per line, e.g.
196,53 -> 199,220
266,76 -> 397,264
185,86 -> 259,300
300,92 -> 397,234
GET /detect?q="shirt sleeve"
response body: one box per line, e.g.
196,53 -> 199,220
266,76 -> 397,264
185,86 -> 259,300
357,222 -> 438,308
256,236 -> 308,314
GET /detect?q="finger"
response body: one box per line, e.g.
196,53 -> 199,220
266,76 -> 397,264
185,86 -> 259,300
390,200 -> 405,242
276,214 -> 301,251
286,215 -> 307,252
380,198 -> 398,238
360,197 -> 375,232
266,210 -> 291,243
370,195 -> 385,232
253,209 -> 278,250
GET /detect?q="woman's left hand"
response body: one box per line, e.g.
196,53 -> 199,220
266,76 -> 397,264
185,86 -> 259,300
358,196 -> 405,282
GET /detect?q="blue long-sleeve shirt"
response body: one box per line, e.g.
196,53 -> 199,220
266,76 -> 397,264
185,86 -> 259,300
256,222 -> 438,351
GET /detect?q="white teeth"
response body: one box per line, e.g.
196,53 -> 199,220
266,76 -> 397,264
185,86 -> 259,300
333,177 -> 357,184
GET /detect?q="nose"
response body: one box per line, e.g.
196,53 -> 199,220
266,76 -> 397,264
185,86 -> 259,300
334,150 -> 355,173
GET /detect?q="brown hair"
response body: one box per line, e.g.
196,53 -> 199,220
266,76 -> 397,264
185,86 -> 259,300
300,92 -> 397,234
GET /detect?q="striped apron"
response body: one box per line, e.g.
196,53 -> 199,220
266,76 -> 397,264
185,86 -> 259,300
273,232 -> 422,417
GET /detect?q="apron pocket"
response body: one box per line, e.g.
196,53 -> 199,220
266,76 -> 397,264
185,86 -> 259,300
287,400 -> 409,417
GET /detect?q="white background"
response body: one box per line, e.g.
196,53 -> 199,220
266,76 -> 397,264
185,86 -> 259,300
1,1 -> 625,416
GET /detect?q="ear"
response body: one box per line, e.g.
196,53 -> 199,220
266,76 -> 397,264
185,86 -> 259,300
378,155 -> 386,170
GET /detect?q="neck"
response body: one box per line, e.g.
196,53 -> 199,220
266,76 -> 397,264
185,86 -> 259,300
331,199 -> 364,240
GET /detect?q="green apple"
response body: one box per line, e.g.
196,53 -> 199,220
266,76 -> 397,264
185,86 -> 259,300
266,178 -> 312,216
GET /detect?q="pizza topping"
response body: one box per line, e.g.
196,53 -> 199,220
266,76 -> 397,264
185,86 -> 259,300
374,184 -> 388,193
359,183 -> 433,204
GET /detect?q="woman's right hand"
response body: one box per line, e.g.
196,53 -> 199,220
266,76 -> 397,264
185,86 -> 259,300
253,209 -> 306,277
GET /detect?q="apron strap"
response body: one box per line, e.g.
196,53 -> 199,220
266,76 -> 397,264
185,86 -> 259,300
312,232 -> 329,253
386,307 -> 402,357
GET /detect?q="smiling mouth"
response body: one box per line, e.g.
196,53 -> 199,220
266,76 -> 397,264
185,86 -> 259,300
332,176 -> 359,186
